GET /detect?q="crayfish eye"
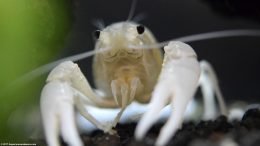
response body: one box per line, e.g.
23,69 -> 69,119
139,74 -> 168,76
93,30 -> 101,39
136,25 -> 145,34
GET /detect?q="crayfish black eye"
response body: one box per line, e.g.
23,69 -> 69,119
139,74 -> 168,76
93,30 -> 101,39
136,25 -> 145,34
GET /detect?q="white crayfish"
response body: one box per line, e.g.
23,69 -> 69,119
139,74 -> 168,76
40,21 -> 243,146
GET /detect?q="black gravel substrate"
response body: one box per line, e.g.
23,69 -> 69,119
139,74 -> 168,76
34,108 -> 260,146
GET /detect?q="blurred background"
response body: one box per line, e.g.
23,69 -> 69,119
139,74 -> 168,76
0,0 -> 259,142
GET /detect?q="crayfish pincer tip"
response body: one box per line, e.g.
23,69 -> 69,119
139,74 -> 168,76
134,122 -> 146,141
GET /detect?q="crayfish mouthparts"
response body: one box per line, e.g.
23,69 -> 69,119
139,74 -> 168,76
111,76 -> 143,108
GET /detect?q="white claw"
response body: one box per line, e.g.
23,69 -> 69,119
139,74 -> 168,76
135,41 -> 200,146
135,82 -> 171,140
41,61 -> 85,146
41,81 -> 83,146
